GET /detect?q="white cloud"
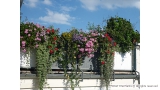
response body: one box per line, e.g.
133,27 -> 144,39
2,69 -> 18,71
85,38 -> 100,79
25,0 -> 38,7
79,0 -> 140,11
39,9 -> 75,25
61,6 -> 76,12
25,0 -> 52,7
43,0 -> 52,5
80,0 -> 99,11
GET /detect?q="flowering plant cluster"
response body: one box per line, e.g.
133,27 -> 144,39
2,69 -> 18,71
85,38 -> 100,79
20,22 -> 61,90
45,27 -> 61,60
20,22 -> 46,52
74,30 -> 99,58
20,16 -> 140,90
98,32 -> 117,89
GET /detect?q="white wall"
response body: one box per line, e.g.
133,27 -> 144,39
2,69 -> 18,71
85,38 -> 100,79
20,79 -> 140,90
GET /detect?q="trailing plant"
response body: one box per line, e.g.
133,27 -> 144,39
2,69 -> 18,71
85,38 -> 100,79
36,42 -> 49,90
98,32 -> 117,90
106,16 -> 140,53
36,26 -> 61,90
60,31 -> 81,90
88,24 -> 117,90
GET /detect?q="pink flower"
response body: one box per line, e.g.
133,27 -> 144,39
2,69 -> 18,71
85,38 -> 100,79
89,41 -> 93,47
36,24 -> 40,28
91,31 -> 98,36
82,37 -> 87,41
85,48 -> 89,51
20,36 -> 23,38
36,37 -> 41,41
90,38 -> 95,42
79,48 -> 84,52
88,54 -> 94,58
22,49 -> 26,52
36,32 -> 39,37
94,39 -> 97,42
35,37 -> 41,41
86,43 -> 90,48
86,41 -> 93,47
78,45 -> 80,47
102,35 -> 105,38
28,34 -> 31,37
88,48 -> 92,52
88,51 -> 92,54
89,48 -> 94,52
35,44 -> 39,48
22,41 -> 26,46
91,33 -> 96,36
34,28 -> 36,31
25,29 -> 28,34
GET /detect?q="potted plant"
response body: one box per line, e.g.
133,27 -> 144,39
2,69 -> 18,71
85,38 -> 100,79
20,22 -> 46,68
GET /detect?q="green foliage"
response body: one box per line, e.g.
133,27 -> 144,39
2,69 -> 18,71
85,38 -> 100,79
36,42 -> 49,90
106,16 -> 140,53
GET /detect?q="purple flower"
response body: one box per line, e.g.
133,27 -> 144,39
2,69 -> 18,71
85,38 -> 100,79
72,34 -> 82,42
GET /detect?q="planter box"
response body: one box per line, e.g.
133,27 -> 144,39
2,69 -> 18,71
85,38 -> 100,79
20,49 -> 136,71
113,51 -> 133,71
20,49 -> 36,68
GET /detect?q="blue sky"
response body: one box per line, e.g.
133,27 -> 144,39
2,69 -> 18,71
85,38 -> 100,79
20,0 -> 140,33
